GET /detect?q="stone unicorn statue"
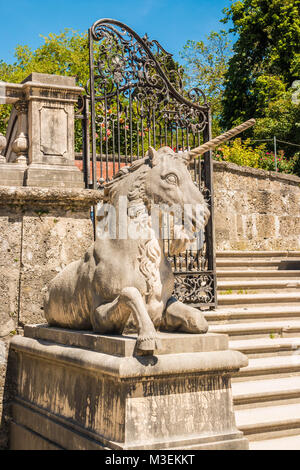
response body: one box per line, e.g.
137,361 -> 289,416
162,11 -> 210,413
44,119 -> 255,354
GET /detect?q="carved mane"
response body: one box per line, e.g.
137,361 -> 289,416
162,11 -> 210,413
103,156 -> 161,299
103,157 -> 150,207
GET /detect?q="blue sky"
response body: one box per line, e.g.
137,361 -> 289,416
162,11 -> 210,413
0,0 -> 232,64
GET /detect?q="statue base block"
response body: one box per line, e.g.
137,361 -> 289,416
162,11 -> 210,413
0,163 -> 26,186
9,324 -> 248,450
25,163 -> 84,189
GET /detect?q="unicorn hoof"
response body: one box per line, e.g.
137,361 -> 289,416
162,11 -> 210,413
136,335 -> 156,355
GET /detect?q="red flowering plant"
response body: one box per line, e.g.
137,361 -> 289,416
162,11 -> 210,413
258,149 -> 295,173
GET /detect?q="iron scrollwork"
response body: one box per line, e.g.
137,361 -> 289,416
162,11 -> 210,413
89,18 -> 208,133
173,273 -> 215,304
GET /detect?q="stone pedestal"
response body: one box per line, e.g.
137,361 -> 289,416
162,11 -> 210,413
9,324 -> 248,450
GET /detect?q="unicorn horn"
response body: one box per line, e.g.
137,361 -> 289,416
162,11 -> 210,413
187,118 -> 256,161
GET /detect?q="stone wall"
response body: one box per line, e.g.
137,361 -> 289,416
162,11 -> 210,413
0,187 -> 102,448
214,161 -> 300,251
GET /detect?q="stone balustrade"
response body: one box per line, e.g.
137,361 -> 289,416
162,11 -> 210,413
0,73 -> 84,188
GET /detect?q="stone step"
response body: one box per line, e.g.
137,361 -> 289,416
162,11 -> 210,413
216,259 -> 284,270
217,270 -> 300,280
235,403 -> 300,441
216,251 -> 300,259
216,252 -> 300,448
229,337 -> 300,358
216,260 -> 300,272
249,434 -> 300,450
216,251 -> 300,448
233,355 -> 300,381
232,376 -> 300,407
205,306 -> 300,325
217,292 -> 300,307
218,279 -> 300,292
209,320 -> 300,340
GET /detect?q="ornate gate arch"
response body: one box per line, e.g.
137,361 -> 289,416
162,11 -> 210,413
86,18 -> 217,309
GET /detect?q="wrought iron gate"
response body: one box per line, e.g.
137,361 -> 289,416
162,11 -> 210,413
83,18 -> 217,309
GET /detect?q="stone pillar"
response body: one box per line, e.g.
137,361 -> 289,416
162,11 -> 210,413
22,73 -> 84,188
8,327 -> 249,450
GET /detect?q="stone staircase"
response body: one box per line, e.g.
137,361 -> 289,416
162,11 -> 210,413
206,251 -> 300,450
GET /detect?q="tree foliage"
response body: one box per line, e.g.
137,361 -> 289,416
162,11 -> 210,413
180,30 -> 231,134
253,90 -> 300,157
221,0 -> 300,127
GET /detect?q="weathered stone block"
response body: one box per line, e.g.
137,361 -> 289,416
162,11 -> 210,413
256,177 -> 272,191
0,187 -> 101,326
231,240 -> 250,251
0,163 -> 26,187
286,192 -> 300,215
9,326 -> 249,450
25,164 -> 84,189
279,216 -> 300,238
215,211 -> 238,249
232,192 -> 248,213
255,214 -> 276,239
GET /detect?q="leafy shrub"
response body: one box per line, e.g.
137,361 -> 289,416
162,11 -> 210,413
214,138 -> 297,175
214,138 -> 265,168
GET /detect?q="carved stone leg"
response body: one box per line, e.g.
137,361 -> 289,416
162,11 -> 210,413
161,297 -> 208,334
91,287 -> 157,353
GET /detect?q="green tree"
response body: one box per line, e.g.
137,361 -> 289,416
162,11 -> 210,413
0,29 -> 89,136
253,89 -> 300,157
221,0 -> 300,128
180,30 -> 231,134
